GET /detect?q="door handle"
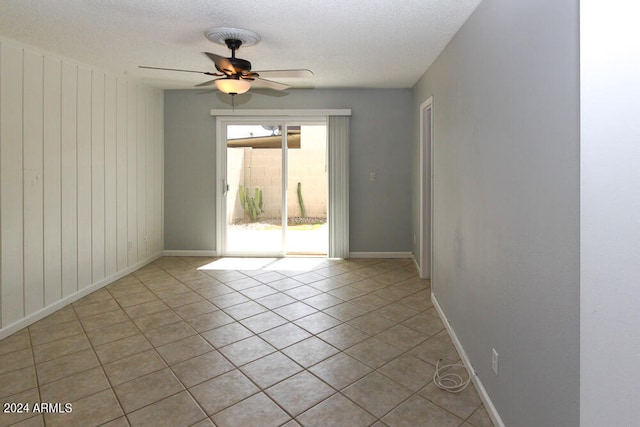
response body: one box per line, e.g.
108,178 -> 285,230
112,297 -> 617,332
222,179 -> 229,196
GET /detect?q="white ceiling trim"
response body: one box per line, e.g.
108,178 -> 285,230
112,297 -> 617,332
210,109 -> 351,116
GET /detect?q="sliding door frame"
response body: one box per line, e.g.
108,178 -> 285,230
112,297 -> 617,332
216,115 -> 326,256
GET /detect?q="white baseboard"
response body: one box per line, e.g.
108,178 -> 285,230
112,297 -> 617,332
0,252 -> 162,340
431,293 -> 505,427
349,251 -> 413,259
162,250 -> 218,257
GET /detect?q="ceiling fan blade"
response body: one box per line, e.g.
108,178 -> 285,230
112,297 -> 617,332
252,69 -> 314,79
194,79 -> 218,87
138,65 -> 220,76
203,52 -> 236,75
252,77 -> 290,91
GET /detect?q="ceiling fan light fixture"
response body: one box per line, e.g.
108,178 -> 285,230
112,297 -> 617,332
205,27 -> 261,47
215,78 -> 251,95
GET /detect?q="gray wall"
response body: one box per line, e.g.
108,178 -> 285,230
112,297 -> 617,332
164,89 -> 413,253
412,1 -> 579,426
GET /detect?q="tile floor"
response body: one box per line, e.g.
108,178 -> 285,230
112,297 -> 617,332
0,256 -> 493,427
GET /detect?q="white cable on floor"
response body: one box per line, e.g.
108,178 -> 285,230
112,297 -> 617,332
433,358 -> 472,393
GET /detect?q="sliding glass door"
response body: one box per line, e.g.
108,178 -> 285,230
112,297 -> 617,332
217,118 -> 327,256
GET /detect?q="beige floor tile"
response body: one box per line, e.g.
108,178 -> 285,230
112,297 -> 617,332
186,310 -> 235,333
317,323 -> 370,350
468,405 -> 494,427
218,336 -> 276,366
293,312 -> 341,334
284,285 -> 323,300
44,389 -> 124,427
419,370 -> 481,419
374,302 -> 420,323
322,302 -> 369,321
375,324 -> 428,351
171,350 -> 234,387
94,334 -> 153,364
239,284 -> 278,300
142,321 -> 196,347
161,291 -> 207,308
212,392 -> 290,427
114,368 -> 184,413
382,394 -> 463,427
223,300 -> 268,320
0,366 -> 37,399
28,306 -> 76,331
126,390 -> 206,427
297,393 -> 376,427
350,277 -> 388,292
208,291 -> 250,308
156,335 -> 213,365
113,290 -> 158,308
0,256 -> 492,427
259,323 -> 311,349
225,277 -> 262,291
73,289 -> 113,306
273,302 -> 318,321
240,352 -> 302,388
100,417 -> 130,427
123,300 -> 169,319
28,319 -> 84,346
267,277 -> 306,291
0,348 -> 34,376
8,414 -> 45,426
190,369 -> 259,415
253,271 -> 288,284
328,285 -> 369,301
402,311 -> 445,337
39,366 -> 110,403
342,372 -> 412,418
289,271 -> 324,284
378,353 -> 437,392
103,349 -> 166,386
348,312 -> 396,335
151,284 -> 192,299
309,353 -> 372,389
255,292 -> 297,309
32,333 -> 91,364
133,309 -> 182,332
73,298 -> 120,318
410,335 -> 461,366
35,349 -> 99,385
345,337 -> 404,369
79,310 -> 129,331
240,311 -> 288,334
173,300 -> 218,320
85,321 -> 139,347
201,322 -> 253,348
0,388 -> 42,427
398,290 -> 434,311
0,329 -> 31,356
282,337 -> 339,368
266,371 -> 335,416
301,293 -> 344,310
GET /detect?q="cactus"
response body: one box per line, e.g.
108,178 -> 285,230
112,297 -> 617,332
239,185 -> 264,222
297,182 -> 307,218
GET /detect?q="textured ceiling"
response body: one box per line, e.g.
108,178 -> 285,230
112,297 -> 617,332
0,0 -> 482,90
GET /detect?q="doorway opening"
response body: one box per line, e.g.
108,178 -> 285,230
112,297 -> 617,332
419,97 -> 433,279
220,121 -> 328,256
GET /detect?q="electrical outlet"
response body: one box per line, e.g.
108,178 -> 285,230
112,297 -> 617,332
127,241 -> 133,250
492,348 -> 499,376
369,172 -> 376,182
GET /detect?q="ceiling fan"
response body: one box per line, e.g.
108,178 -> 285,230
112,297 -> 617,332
139,27 -> 313,95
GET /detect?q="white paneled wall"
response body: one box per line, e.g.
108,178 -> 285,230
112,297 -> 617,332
0,38 -> 164,336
